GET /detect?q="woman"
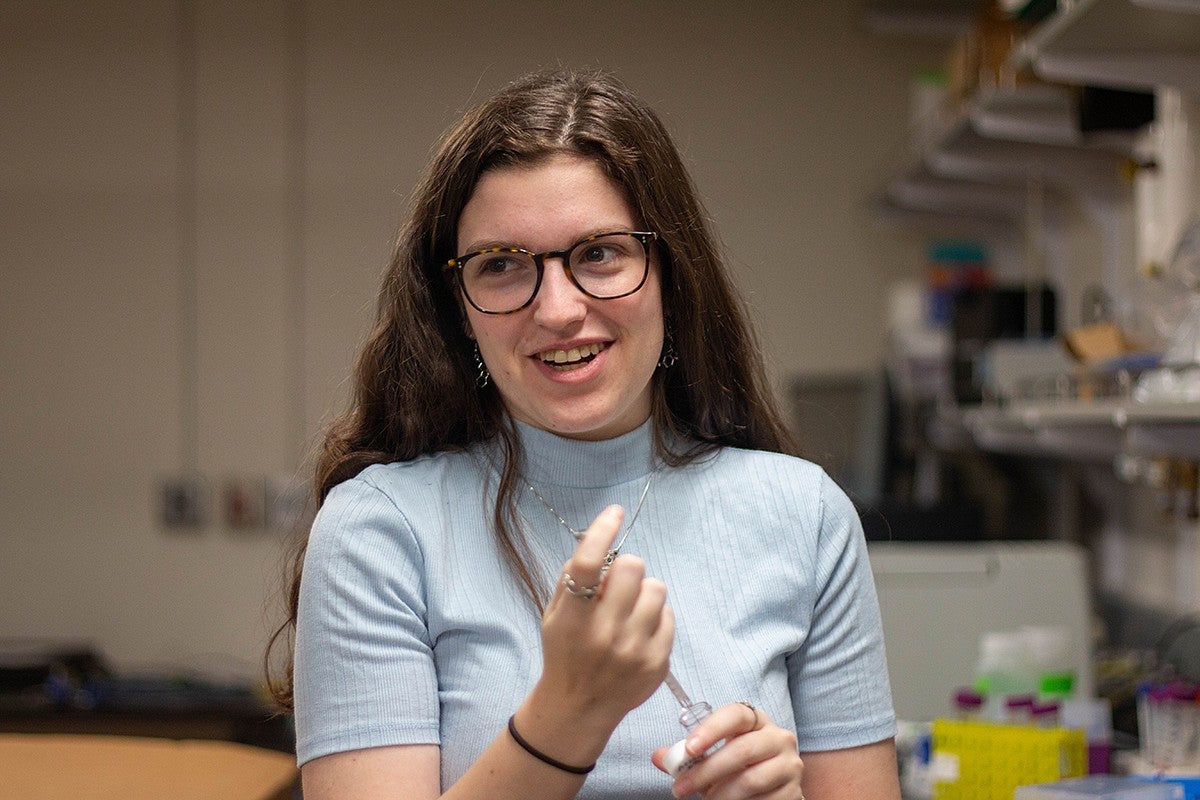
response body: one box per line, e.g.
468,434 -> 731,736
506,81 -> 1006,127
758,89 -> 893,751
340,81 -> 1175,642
270,69 -> 900,800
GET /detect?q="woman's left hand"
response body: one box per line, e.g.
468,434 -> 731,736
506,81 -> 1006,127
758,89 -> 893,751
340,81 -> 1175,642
651,702 -> 804,800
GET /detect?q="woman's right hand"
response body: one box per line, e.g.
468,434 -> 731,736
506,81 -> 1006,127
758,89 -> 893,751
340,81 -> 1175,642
304,507 -> 674,800
535,504 -> 675,729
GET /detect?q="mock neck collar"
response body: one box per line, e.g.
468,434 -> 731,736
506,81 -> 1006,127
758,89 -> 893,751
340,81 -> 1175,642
514,418 -> 657,489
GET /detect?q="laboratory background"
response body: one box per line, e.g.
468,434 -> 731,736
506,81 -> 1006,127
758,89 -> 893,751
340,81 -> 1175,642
3,1 -> 1200,798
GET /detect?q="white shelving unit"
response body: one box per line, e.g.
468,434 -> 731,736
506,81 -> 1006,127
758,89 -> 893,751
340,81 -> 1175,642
1016,0 -> 1200,97
891,90 -> 1134,215
886,99 -> 1137,299
882,0 -> 1200,461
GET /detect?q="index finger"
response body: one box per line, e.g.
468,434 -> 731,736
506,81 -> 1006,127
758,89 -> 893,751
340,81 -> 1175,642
684,702 -> 768,757
548,505 -> 625,610
567,504 -> 625,577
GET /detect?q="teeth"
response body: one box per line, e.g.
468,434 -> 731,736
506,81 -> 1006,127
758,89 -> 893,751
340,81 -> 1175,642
540,342 -> 603,364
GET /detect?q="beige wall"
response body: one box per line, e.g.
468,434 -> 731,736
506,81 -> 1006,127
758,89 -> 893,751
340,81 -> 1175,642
0,1 -> 936,679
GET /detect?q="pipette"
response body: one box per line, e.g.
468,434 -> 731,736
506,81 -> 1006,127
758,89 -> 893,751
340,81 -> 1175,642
664,669 -> 693,709
662,669 -> 715,777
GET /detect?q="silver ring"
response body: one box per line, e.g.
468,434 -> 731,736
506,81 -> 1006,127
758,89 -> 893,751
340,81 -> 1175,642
737,699 -> 760,729
561,572 -> 600,599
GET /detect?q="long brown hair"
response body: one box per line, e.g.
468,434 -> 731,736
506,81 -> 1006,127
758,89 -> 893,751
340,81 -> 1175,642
266,68 -> 797,709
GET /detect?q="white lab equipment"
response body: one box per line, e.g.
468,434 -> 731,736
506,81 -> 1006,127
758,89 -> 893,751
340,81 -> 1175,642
868,541 -> 1093,722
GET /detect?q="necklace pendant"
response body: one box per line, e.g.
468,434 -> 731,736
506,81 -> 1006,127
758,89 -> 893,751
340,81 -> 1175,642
526,471 -> 656,565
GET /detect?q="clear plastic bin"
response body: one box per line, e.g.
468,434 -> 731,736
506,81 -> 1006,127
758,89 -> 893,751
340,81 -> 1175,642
1015,775 -> 1184,800
1138,682 -> 1200,771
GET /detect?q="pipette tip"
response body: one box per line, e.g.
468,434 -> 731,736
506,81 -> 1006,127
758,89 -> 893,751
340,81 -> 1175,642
664,669 -> 692,709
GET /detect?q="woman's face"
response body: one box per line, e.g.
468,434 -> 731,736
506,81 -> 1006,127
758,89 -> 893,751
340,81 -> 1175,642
457,153 -> 664,441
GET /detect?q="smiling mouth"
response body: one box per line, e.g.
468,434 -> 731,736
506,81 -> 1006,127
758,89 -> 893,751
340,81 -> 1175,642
537,342 -> 606,370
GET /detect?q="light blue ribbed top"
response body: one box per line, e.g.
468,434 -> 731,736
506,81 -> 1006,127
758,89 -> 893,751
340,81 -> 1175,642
293,420 -> 895,797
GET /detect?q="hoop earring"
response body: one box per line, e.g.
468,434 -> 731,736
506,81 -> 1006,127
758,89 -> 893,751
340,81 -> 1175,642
473,342 -> 490,388
658,329 -> 678,369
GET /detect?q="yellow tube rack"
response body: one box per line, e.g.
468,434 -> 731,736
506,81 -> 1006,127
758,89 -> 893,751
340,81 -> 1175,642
931,719 -> 1087,800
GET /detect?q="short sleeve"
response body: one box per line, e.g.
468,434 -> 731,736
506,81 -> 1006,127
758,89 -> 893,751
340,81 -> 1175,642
787,472 -> 896,751
293,474 -> 441,766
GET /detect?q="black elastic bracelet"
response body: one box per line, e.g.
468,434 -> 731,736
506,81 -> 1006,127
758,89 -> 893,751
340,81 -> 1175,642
506,715 -> 596,775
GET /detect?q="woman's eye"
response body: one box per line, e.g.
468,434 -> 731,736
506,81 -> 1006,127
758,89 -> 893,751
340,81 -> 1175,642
479,256 -> 516,274
581,245 -> 613,263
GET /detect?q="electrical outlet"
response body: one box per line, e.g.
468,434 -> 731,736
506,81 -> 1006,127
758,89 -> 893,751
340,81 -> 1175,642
223,477 -> 267,530
159,475 -> 210,530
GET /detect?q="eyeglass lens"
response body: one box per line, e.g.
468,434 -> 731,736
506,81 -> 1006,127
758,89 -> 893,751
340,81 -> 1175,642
460,233 -> 648,313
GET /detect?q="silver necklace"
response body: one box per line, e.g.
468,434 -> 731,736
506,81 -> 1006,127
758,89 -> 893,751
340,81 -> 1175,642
526,471 -> 654,566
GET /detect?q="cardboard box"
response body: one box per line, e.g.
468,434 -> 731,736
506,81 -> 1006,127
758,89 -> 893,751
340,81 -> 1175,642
1063,321 -> 1132,364
0,734 -> 297,800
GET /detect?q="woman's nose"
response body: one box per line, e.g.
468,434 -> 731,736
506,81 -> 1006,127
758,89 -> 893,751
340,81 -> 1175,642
531,257 -> 587,327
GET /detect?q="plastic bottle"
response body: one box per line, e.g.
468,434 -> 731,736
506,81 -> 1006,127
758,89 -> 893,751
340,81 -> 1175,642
1030,699 -> 1061,728
953,687 -> 985,721
975,630 -> 1036,720
1061,696 -> 1113,773
1022,625 -> 1076,703
662,701 -> 713,778
1005,694 -> 1036,725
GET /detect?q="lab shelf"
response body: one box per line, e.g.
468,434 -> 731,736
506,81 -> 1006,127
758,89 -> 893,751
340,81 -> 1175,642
925,116 -> 1130,198
877,0 -> 1195,226
970,84 -> 1082,146
879,110 -> 1126,235
1125,419 -> 1200,458
881,99 -> 1132,234
968,84 -> 1139,153
1010,397 -> 1126,426
961,405 -> 1051,455
960,397 -> 1200,460
876,8 -> 1162,234
1016,0 -> 1200,96
872,195 -> 1019,237
875,1 -> 1200,462
886,163 -> 1027,218
1119,398 -> 1200,422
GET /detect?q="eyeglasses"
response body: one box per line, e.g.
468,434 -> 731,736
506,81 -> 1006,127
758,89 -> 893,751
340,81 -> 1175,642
448,230 -> 657,315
